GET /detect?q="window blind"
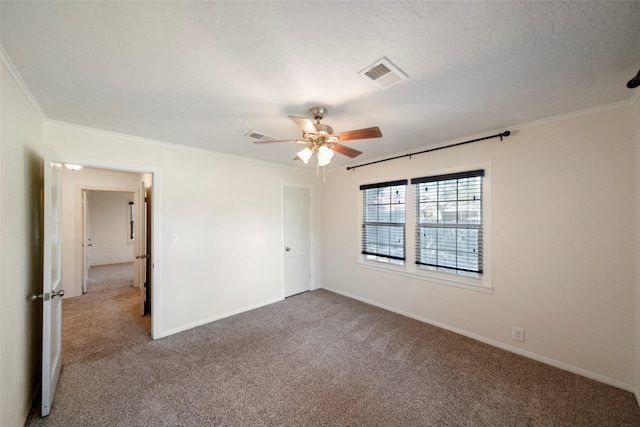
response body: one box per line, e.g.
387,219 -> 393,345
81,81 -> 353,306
412,170 -> 484,275
360,180 -> 407,262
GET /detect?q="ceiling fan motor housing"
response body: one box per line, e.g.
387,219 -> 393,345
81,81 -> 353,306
313,123 -> 333,136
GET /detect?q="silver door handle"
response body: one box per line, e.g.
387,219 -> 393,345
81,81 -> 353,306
285,247 -> 291,251
30,289 -> 64,301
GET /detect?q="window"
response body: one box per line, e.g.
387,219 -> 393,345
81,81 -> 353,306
412,170 -> 483,277
360,180 -> 407,264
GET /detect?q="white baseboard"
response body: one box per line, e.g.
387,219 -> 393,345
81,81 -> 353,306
323,286 -> 636,394
155,296 -> 284,339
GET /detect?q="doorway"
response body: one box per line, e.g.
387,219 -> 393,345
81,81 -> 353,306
60,160 -> 159,339
82,190 -> 136,294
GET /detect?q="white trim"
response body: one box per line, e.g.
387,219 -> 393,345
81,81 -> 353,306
512,99 -> 632,132
0,44 -> 47,121
323,286 -> 635,393
74,184 -> 140,297
357,162 -> 493,292
340,99 -> 636,172
3,42 -> 636,176
156,296 -> 283,339
46,119 -> 315,173
356,262 -> 493,294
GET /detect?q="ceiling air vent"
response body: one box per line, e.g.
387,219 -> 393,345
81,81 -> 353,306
359,57 -> 408,89
245,131 -> 277,141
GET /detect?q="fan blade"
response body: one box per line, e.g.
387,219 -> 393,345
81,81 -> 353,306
333,126 -> 382,141
253,139 -> 306,144
289,115 -> 317,135
333,143 -> 363,158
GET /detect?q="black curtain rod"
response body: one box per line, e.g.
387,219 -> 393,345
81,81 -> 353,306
346,130 -> 511,171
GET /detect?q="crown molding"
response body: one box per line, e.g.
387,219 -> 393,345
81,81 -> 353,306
45,119 -> 315,174
0,43 -> 47,122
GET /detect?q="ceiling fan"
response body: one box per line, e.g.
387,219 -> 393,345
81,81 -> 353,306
253,106 -> 382,166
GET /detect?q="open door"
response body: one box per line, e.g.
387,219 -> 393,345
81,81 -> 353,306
81,190 -> 91,294
34,146 -> 64,416
135,181 -> 149,316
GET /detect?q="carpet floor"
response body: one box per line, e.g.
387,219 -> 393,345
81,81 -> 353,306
86,262 -> 135,293
26,288 -> 640,426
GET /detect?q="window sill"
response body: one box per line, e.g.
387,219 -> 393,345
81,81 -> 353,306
357,260 -> 493,294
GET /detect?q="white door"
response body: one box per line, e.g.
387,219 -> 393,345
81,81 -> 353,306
136,181 -> 148,315
81,190 -> 91,293
40,146 -> 64,416
284,187 -> 311,297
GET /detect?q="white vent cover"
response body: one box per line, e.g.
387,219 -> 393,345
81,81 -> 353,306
358,57 -> 408,88
245,131 -> 277,141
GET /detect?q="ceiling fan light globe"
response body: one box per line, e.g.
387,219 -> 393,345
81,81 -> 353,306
318,157 -> 332,167
317,145 -> 335,166
297,147 -> 313,164
318,145 -> 334,157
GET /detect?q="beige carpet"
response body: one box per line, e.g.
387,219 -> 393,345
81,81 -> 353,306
86,262 -> 135,293
26,288 -> 640,426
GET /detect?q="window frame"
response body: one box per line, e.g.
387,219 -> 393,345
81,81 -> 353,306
358,164 -> 492,293
412,170 -> 484,277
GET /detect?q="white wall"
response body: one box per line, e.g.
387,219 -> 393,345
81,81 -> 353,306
87,190 -> 135,266
46,122 -> 323,339
61,166 -> 141,298
322,103 -> 637,390
0,58 -> 44,427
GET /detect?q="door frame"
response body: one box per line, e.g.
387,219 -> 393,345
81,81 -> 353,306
79,186 -> 139,295
282,184 -> 314,298
60,155 -> 162,339
82,190 -> 90,294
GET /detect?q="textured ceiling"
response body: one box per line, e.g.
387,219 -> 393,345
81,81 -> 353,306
2,1 -> 639,168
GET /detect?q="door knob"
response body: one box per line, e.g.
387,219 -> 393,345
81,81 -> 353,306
285,247 -> 291,251
30,289 -> 64,301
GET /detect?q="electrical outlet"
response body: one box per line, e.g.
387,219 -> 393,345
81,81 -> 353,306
172,233 -> 179,242
512,326 -> 525,342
